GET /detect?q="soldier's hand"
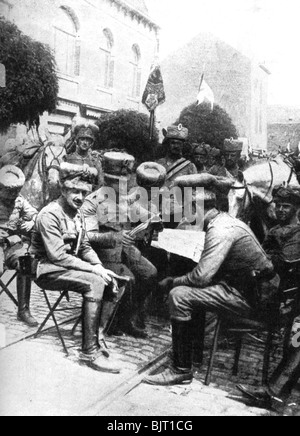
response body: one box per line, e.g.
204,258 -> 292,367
20,221 -> 35,233
158,277 -> 175,293
92,264 -> 113,285
122,231 -> 136,248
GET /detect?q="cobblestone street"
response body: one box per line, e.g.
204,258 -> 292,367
0,272 -> 299,416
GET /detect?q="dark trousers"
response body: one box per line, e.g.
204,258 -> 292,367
270,346 -> 300,400
35,269 -> 106,303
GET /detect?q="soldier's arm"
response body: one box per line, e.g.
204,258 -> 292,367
78,231 -> 105,265
37,212 -> 100,272
173,227 -> 233,288
20,198 -> 38,222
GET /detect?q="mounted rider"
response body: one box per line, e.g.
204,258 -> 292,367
64,123 -> 102,189
222,138 -> 244,179
0,165 -> 38,327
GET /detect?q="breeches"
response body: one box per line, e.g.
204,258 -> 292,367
169,283 -> 252,322
4,242 -> 29,271
35,270 -> 106,303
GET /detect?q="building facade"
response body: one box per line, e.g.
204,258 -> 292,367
0,0 -> 159,135
157,33 -> 270,151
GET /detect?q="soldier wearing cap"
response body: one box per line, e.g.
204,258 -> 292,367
144,185 -> 279,386
81,152 -> 158,339
237,185 -> 300,413
64,123 -> 102,189
30,162 -> 121,374
192,143 -> 209,174
158,125 -> 197,185
223,138 -> 243,178
0,165 -> 38,326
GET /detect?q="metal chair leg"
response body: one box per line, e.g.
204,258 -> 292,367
43,291 -> 69,356
205,318 -> 222,386
232,336 -> 243,376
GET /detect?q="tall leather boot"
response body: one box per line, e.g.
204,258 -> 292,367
143,321 -> 193,386
17,274 -> 38,327
117,292 -> 148,339
80,298 -> 121,374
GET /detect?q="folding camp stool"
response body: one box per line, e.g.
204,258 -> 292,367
34,289 -> 82,356
0,270 -> 18,307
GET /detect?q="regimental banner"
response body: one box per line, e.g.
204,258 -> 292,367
0,63 -> 6,88
142,64 -> 166,112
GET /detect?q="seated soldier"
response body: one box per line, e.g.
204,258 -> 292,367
82,152 -> 158,339
237,186 -> 300,413
264,186 -> 300,289
0,165 -> 38,326
30,162 -> 121,374
143,187 -> 279,386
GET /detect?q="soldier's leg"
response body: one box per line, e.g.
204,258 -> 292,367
144,284 -> 252,386
35,270 -> 121,374
123,246 -> 157,329
6,244 -> 38,327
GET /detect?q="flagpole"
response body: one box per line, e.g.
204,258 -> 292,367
149,110 -> 155,141
198,72 -> 204,93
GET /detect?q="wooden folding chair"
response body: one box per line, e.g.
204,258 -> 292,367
0,271 -> 18,307
34,289 -> 82,356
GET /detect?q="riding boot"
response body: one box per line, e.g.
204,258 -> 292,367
116,292 -> 148,339
191,311 -> 206,370
143,321 -> 193,386
17,274 -> 38,327
80,298 -> 121,374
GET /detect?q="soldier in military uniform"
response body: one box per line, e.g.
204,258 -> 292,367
158,125 -> 197,184
236,185 -> 300,412
0,165 -> 38,326
30,162 -> 121,374
222,138 -> 243,179
64,123 -> 102,188
192,143 -> 209,174
82,152 -> 158,339
144,187 -> 279,386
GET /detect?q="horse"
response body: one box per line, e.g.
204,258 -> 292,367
21,136 -> 66,210
228,154 -> 299,243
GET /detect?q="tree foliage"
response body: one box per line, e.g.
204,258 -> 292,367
96,109 -> 159,163
0,16 -> 59,132
175,102 -> 239,149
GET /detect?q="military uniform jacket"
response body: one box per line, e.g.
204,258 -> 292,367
174,212 -> 274,297
0,195 -> 37,235
82,188 -> 151,264
30,197 -> 102,278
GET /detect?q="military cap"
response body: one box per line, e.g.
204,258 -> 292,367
0,165 -> 26,191
59,162 -> 98,192
74,123 -> 99,141
102,152 -> 135,177
210,147 -> 222,158
136,162 -> 167,189
273,186 -> 300,206
223,138 -> 243,152
193,143 -> 208,155
162,124 -> 188,141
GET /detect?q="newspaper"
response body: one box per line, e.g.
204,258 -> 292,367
152,229 -> 205,263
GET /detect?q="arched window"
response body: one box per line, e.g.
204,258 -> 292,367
99,29 -> 114,89
54,6 -> 80,77
129,44 -> 141,99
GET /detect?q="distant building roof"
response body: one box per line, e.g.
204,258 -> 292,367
115,0 -> 158,29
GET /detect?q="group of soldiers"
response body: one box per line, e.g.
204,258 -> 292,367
0,121 -> 299,413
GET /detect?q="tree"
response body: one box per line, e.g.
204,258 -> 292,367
0,17 -> 58,132
175,102 -> 239,149
96,109 -> 159,163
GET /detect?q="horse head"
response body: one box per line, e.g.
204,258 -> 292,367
43,136 -> 66,201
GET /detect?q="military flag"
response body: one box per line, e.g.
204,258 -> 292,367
142,63 -> 166,140
197,73 -> 214,110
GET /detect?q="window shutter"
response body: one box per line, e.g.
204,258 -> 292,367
136,69 -> 142,98
109,58 -> 115,89
75,39 -> 81,76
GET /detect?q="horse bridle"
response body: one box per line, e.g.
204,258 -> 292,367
39,143 -> 66,204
